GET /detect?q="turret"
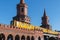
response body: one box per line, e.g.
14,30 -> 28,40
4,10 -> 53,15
40,9 -> 52,30
17,0 -> 28,16
11,0 -> 30,26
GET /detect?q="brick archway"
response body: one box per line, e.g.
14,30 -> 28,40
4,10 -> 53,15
0,33 -> 5,40
38,36 -> 41,40
7,34 -> 13,40
15,35 -> 20,40
31,36 -> 34,40
27,36 -> 30,40
44,35 -> 49,40
21,35 -> 25,40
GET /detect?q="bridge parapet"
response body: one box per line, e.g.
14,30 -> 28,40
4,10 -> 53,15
0,21 -> 59,37
0,24 -> 43,35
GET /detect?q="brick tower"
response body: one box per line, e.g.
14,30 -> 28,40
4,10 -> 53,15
40,9 -> 52,30
11,0 -> 30,25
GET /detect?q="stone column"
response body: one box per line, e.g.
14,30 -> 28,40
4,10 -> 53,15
5,36 -> 7,40
35,36 -> 38,40
41,37 -> 44,40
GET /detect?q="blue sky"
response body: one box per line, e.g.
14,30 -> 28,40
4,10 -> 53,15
0,0 -> 60,30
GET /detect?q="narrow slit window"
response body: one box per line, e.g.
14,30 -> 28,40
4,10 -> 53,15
21,7 -> 24,12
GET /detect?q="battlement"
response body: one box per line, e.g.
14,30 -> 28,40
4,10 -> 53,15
0,24 -> 43,35
0,24 -> 15,28
0,24 -> 22,31
0,24 -> 42,32
0,22 -> 59,35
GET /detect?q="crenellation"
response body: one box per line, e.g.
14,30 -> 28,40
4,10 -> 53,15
0,24 -> 1,26
0,0 -> 60,40
4,25 -> 8,28
0,24 -> 4,27
14,26 -> 21,30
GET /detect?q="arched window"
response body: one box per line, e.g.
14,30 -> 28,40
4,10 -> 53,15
15,35 -> 20,40
0,33 -> 5,40
21,7 -> 24,12
7,34 -> 13,40
31,36 -> 34,40
21,35 -> 25,40
27,36 -> 30,40
38,36 -> 41,40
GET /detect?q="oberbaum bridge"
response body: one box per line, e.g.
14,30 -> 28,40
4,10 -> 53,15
0,0 -> 60,40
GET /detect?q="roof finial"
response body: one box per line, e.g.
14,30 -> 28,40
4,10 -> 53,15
20,0 -> 25,4
43,9 -> 47,16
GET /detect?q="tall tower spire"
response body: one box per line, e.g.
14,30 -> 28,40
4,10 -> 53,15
42,9 -> 48,25
11,0 -> 30,25
44,9 -> 47,17
40,9 -> 52,30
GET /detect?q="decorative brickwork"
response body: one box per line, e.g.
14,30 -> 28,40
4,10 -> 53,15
0,0 -> 60,40
11,0 -> 30,24
0,24 -> 43,40
40,9 -> 52,30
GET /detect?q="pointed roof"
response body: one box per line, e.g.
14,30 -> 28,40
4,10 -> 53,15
20,0 -> 25,4
43,9 -> 47,17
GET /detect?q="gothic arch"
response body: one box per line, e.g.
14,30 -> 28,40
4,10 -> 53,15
38,36 -> 41,40
7,34 -> 13,40
0,33 -> 5,40
31,36 -> 34,40
27,36 -> 30,40
21,35 -> 25,40
15,35 -> 20,40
